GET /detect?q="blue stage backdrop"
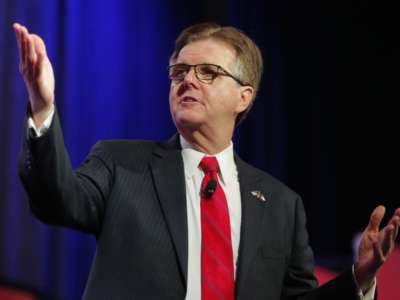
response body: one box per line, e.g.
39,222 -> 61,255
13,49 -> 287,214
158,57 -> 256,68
0,1 -> 181,298
1,0 -> 396,299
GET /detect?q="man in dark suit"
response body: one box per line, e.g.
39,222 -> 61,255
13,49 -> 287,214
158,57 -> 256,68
14,22 -> 399,300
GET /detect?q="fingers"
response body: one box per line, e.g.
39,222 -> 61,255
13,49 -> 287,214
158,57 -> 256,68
13,23 -> 27,69
385,209 -> 400,242
374,214 -> 400,263
32,34 -> 46,56
28,35 -> 37,66
14,23 -> 29,73
372,237 -> 384,265
22,26 -> 37,70
359,207 -> 400,272
370,225 -> 392,267
382,224 -> 395,256
32,34 -> 46,64
13,23 -> 41,77
366,205 -> 386,232
13,23 -> 24,65
32,34 -> 47,78
24,31 -> 30,69
394,208 -> 400,228
391,213 -> 400,240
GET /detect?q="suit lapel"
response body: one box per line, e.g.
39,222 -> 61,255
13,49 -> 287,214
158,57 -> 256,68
150,135 -> 188,287
234,156 -> 267,297
148,138 -> 271,295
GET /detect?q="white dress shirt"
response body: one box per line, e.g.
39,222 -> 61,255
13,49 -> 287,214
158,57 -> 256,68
180,136 -> 241,300
28,107 -> 55,136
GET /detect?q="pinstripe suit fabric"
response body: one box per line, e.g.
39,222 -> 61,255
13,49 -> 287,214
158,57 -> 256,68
19,111 -> 360,300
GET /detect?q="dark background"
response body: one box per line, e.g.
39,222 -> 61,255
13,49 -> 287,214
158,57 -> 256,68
0,0 -> 397,299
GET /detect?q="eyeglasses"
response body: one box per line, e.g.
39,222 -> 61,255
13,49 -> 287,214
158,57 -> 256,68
168,63 -> 250,86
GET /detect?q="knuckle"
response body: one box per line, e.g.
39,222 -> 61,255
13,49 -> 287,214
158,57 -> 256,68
28,57 -> 36,65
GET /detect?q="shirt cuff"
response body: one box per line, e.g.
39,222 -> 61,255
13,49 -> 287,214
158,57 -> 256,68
28,106 -> 55,137
352,264 -> 377,300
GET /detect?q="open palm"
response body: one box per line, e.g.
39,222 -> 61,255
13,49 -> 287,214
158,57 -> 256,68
355,206 -> 400,292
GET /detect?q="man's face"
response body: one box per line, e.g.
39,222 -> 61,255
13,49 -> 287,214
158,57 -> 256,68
169,39 -> 251,132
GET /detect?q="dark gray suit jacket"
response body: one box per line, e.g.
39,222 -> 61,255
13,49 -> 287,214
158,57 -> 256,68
19,112 -> 359,299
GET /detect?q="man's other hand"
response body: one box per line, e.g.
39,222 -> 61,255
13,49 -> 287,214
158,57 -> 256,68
355,205 -> 400,292
13,23 -> 55,128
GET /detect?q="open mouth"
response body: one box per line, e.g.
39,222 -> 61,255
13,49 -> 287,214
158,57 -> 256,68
181,96 -> 199,103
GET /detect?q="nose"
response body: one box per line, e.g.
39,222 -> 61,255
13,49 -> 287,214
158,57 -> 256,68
176,66 -> 198,96
182,66 -> 198,85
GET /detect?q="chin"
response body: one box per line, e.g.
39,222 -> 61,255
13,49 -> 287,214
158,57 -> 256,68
173,112 -> 204,131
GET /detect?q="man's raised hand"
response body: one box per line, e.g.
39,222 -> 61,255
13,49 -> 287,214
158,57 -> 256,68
355,205 -> 400,292
13,23 -> 55,127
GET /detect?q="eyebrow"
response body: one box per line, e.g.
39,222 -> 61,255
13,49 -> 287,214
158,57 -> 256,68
172,62 -> 232,71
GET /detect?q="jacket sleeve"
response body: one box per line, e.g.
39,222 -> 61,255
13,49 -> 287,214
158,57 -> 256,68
18,109 -> 114,235
281,196 -> 361,300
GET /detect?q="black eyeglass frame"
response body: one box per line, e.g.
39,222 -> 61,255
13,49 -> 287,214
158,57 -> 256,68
168,63 -> 251,87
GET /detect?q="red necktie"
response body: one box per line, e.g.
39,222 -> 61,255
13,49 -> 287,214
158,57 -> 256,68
199,156 -> 234,300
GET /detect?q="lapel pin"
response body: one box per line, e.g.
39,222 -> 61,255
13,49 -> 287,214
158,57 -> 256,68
251,190 -> 267,202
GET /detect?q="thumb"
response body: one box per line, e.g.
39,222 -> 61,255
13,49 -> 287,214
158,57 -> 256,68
366,205 -> 386,232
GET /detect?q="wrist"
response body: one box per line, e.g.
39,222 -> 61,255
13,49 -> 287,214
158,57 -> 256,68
354,262 -> 376,293
30,102 -> 54,128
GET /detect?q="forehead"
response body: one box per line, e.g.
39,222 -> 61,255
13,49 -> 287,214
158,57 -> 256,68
176,38 -> 237,68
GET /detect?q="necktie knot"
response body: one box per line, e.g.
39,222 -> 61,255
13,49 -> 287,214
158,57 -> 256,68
199,156 -> 219,174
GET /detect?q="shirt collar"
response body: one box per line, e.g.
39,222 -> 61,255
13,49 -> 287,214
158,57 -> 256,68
180,135 -> 237,184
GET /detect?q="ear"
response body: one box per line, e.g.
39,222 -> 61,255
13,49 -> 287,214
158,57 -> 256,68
235,86 -> 254,113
